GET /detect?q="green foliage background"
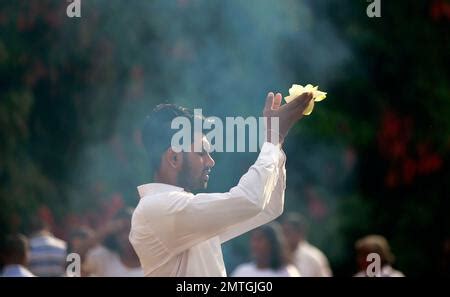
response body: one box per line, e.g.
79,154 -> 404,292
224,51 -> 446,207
0,0 -> 449,276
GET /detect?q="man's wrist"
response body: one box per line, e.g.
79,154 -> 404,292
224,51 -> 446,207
266,129 -> 284,147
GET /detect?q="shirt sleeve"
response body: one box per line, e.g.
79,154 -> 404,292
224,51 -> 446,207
218,149 -> 286,243
135,142 -> 286,257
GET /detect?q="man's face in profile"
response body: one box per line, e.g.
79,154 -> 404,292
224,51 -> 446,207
177,134 -> 215,192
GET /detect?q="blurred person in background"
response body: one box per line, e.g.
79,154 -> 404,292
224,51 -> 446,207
65,226 -> 96,277
0,234 -> 35,277
28,216 -> 67,277
83,207 -> 143,277
281,213 -> 332,277
231,222 -> 300,277
354,234 -> 404,277
67,226 -> 95,261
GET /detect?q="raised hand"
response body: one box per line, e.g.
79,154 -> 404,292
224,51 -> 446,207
263,91 -> 314,145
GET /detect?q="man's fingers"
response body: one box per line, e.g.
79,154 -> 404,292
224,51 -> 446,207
293,92 -> 313,110
264,92 -> 275,112
278,92 -> 314,121
273,93 -> 282,110
294,93 -> 313,118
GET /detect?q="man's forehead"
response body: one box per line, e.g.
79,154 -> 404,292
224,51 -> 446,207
192,133 -> 211,152
202,136 -> 212,152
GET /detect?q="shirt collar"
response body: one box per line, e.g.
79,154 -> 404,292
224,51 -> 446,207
137,183 -> 184,198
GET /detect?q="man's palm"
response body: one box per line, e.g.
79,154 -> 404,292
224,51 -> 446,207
263,91 -> 313,143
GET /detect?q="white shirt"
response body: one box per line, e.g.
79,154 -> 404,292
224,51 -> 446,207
84,245 -> 144,277
1,265 -> 35,277
293,241 -> 332,277
231,263 -> 300,277
129,142 -> 286,277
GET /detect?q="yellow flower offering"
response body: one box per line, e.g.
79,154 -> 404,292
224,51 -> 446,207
284,84 -> 327,115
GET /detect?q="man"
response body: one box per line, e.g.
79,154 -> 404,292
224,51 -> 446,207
354,234 -> 404,277
28,216 -> 67,277
129,91 -> 313,276
281,213 -> 332,277
0,234 -> 35,277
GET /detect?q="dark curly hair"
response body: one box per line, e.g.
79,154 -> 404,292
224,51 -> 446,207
142,104 -> 198,176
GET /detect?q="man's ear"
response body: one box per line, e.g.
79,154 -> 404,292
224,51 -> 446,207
165,147 -> 183,169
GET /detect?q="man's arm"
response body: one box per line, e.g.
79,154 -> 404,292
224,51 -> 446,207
218,149 -> 286,243
213,91 -> 315,243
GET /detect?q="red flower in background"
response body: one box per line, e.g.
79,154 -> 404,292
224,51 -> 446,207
377,111 -> 412,160
385,169 -> 399,188
402,158 -> 417,185
430,0 -> 450,21
378,110 -> 443,188
417,152 -> 443,175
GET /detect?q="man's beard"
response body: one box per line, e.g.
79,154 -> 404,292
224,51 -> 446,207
177,153 -> 208,192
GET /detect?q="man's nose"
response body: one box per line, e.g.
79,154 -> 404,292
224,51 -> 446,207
206,154 -> 215,168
